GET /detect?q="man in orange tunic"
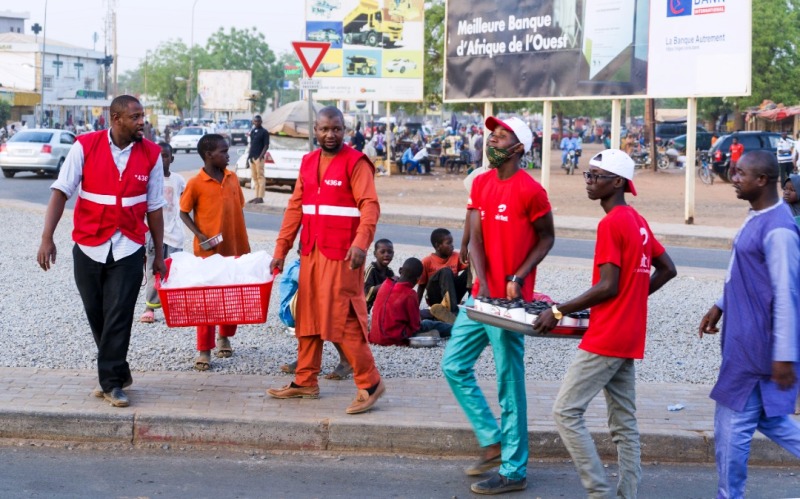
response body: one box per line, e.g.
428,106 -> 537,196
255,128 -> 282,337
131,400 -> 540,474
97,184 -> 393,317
268,106 -> 385,415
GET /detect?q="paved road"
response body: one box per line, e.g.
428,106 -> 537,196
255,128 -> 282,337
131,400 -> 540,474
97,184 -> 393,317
1,445 -> 798,499
1,153 -> 730,269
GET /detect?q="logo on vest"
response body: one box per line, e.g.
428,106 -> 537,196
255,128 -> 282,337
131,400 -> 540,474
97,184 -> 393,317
324,179 -> 343,187
494,204 -> 508,222
134,174 -> 149,182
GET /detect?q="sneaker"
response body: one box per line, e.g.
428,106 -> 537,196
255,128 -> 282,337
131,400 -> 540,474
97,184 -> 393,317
267,383 -> 320,399
102,387 -> 130,408
465,453 -> 502,476
430,304 -> 456,324
470,473 -> 527,495
345,379 -> 386,414
92,376 -> 133,398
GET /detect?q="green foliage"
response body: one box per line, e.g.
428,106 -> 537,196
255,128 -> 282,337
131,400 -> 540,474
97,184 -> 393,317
0,100 -> 11,126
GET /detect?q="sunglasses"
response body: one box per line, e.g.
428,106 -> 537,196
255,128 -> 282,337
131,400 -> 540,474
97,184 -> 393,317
583,171 -> 618,183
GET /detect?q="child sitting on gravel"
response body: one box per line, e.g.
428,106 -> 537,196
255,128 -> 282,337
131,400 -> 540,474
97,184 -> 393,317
364,238 -> 395,312
417,228 -> 468,324
179,134 -> 251,371
140,142 -> 185,324
369,257 -> 452,346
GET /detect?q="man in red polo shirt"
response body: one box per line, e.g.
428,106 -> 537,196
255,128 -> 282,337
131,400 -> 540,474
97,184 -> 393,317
729,136 -> 745,181
534,149 -> 676,498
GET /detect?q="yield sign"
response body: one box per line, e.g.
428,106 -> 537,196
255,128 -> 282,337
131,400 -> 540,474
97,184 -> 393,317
291,41 -> 331,78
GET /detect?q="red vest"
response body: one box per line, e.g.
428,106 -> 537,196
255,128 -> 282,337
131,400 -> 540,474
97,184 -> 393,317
72,131 -> 161,246
299,145 -> 374,260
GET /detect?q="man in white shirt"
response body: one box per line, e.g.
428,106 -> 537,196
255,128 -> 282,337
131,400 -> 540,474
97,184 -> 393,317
777,131 -> 794,185
37,95 -> 166,408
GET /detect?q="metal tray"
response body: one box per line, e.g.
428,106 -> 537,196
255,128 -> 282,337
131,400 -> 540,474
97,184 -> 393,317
465,307 -> 586,339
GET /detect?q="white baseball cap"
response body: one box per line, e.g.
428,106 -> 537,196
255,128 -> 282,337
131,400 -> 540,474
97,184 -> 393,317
589,149 -> 637,196
485,116 -> 532,153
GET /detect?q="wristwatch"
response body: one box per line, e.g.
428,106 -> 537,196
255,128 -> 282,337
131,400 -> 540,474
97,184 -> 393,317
506,275 -> 524,286
551,305 -> 563,320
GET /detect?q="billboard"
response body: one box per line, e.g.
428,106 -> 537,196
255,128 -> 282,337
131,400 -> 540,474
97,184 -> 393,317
444,0 -> 750,102
305,0 -> 425,102
197,70 -> 252,111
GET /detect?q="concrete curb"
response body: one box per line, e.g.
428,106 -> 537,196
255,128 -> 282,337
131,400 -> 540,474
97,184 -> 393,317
1,408 -> 794,465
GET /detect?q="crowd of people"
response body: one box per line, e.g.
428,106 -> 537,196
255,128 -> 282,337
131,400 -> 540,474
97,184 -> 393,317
35,95 -> 800,498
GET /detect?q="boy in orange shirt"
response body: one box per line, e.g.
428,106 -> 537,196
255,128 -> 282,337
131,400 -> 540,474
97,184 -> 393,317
179,134 -> 251,371
417,228 -> 468,323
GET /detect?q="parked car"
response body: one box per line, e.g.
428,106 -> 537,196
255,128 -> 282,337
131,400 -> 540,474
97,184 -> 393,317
654,122 -> 707,145
229,119 -> 252,145
665,132 -> 715,154
234,135 -> 307,190
707,131 -> 781,182
0,129 -> 75,178
170,126 -> 212,153
386,58 -> 416,73
308,28 -> 341,44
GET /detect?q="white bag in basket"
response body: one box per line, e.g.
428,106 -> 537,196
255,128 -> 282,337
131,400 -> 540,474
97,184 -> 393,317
162,251 -> 273,288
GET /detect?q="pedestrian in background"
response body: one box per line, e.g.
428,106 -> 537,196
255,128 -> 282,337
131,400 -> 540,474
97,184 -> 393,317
728,136 -> 744,181
535,149 -> 676,498
37,95 -> 166,408
699,150 -> 800,498
246,115 -> 270,204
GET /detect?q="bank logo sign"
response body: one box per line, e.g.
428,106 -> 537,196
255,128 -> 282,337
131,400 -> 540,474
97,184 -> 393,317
668,0 -> 725,18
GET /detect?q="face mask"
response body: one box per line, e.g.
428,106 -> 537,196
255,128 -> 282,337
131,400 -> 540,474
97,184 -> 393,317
486,145 -> 517,166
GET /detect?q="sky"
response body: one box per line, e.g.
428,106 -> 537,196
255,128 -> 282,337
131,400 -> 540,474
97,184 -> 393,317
18,1 -> 306,72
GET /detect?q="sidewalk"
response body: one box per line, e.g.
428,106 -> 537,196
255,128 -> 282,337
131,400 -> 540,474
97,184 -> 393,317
2,367 -> 795,465
245,191 -> 736,250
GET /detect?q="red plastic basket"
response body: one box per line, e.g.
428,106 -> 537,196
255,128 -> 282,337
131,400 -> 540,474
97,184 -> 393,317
155,260 -> 275,328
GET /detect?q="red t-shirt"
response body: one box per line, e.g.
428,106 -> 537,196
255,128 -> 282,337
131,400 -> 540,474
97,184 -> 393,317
579,206 -> 665,359
467,169 -> 551,300
419,252 -> 468,287
730,143 -> 745,162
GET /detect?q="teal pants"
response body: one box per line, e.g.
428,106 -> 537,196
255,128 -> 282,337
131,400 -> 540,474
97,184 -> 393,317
442,304 -> 528,480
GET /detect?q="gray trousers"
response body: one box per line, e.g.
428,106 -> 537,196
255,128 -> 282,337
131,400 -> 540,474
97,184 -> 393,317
553,349 -> 641,499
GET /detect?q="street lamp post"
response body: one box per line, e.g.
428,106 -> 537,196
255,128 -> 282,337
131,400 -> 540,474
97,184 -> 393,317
39,0 -> 49,128
189,0 -> 199,124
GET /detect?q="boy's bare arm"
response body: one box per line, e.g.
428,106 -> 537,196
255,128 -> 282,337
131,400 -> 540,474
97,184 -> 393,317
179,211 -> 206,241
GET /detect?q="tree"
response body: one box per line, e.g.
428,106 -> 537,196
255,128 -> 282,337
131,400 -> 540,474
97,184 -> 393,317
203,27 -> 282,112
0,100 -> 11,128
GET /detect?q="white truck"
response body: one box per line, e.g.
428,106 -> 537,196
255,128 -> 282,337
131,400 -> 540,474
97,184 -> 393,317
234,135 -> 307,191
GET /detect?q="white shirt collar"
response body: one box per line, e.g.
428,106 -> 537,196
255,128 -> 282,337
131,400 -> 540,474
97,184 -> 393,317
107,129 -> 134,153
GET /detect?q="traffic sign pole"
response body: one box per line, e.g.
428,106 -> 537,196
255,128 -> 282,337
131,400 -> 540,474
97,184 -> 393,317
292,41 -> 331,152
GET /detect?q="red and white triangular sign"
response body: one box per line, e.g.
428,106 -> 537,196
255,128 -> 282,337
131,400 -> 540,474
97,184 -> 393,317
292,41 -> 331,78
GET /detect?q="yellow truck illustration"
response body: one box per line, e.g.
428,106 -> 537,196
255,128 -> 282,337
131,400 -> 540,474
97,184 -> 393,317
342,0 -> 403,47
346,56 -> 378,76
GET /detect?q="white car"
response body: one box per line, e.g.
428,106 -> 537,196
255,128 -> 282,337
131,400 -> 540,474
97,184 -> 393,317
0,128 -> 76,178
170,126 -> 213,153
234,136 -> 308,190
386,58 -> 417,74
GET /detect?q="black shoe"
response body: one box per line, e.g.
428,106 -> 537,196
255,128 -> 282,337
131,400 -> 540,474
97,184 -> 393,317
92,376 -> 132,398
470,473 -> 527,495
102,387 -> 130,407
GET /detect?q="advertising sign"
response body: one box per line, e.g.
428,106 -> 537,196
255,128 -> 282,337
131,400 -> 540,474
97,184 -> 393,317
444,0 -> 750,102
305,0 -> 425,102
197,70 -> 252,111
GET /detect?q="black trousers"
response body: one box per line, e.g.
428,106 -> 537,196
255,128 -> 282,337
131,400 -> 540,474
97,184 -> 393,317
73,244 -> 144,392
780,161 -> 794,186
425,267 -> 468,312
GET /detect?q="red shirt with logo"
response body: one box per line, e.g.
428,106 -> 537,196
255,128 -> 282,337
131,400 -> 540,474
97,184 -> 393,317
579,206 -> 665,359
467,169 -> 551,300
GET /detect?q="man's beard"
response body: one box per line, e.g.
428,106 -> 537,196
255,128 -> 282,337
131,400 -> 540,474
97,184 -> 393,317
319,143 -> 340,153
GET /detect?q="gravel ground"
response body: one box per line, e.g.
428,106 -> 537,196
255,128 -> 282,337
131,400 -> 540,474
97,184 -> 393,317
3,202 -> 724,383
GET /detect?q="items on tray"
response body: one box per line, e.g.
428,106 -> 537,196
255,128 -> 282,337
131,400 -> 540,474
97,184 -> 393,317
473,298 -> 590,328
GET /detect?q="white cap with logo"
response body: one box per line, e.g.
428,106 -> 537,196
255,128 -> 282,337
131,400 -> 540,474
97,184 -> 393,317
589,149 -> 637,196
485,116 -> 533,153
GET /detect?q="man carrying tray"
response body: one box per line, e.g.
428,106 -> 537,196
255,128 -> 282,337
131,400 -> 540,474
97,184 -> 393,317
534,149 -> 676,498
441,116 -> 555,495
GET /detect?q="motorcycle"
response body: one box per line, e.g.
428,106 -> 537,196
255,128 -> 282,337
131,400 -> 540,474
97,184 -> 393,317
563,149 -> 580,175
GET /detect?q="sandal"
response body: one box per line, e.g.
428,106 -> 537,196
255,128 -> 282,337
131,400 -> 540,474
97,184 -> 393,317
280,360 -> 297,374
323,362 -> 353,380
215,336 -> 233,358
139,310 -> 155,324
194,352 -> 211,371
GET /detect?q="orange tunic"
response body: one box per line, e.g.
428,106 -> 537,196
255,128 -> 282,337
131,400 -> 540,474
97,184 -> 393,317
180,168 -> 251,258
274,154 -> 379,342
